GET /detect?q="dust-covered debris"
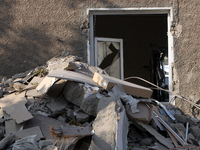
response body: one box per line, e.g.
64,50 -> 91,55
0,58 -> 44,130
0,53 -> 200,150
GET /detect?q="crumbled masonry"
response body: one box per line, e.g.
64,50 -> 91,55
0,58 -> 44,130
0,52 -> 200,150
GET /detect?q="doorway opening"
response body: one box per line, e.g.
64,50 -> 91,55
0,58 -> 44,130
88,8 -> 173,102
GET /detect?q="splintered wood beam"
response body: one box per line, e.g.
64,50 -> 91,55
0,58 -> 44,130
50,126 -> 93,138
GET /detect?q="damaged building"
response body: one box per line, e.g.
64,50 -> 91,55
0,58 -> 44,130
0,0 -> 200,149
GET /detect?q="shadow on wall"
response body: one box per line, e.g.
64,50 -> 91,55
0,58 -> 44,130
0,1 -> 53,79
0,0 -> 119,80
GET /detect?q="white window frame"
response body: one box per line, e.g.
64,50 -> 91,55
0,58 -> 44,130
87,8 -> 174,101
95,37 -> 124,79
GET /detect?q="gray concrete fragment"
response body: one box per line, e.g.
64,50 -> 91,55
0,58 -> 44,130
169,123 -> 186,133
80,93 -> 100,117
57,116 -> 66,122
189,125 -> 200,139
90,97 -> 120,150
39,139 -> 54,149
174,114 -> 197,126
66,109 -> 75,119
75,109 -> 90,123
62,81 -> 86,107
46,95 -> 67,113
5,120 -> 23,135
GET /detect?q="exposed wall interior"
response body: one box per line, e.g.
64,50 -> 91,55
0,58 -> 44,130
94,14 -> 168,101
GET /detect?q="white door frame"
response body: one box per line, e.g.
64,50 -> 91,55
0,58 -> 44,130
87,8 -> 174,98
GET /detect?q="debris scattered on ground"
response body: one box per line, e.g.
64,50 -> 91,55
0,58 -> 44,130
0,52 -> 200,150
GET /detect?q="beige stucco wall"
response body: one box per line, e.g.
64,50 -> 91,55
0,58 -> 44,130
0,0 -> 200,115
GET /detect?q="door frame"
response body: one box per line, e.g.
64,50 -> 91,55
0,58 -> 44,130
87,7 -> 174,99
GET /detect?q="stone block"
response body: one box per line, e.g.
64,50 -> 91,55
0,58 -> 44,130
62,81 -> 86,107
80,93 -> 100,117
75,109 -> 90,123
90,97 -> 120,150
46,95 -> 67,113
189,125 -> 200,139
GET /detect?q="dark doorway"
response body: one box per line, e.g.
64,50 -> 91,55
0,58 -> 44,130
94,14 -> 168,101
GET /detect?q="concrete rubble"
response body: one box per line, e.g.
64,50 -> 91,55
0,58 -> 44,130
0,52 -> 200,150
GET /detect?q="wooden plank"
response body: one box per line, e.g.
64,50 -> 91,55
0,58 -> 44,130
0,92 -> 33,124
135,121 -> 174,149
93,72 -> 152,98
48,69 -> 99,86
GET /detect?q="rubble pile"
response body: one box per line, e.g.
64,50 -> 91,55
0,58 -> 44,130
0,52 -> 200,150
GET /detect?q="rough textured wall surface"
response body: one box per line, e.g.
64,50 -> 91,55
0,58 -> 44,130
0,0 -> 200,115
0,0 -> 173,79
172,0 -> 200,116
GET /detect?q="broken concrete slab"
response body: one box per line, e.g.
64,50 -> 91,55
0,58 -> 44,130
93,72 -> 152,98
48,69 -> 99,86
26,89 -> 43,97
62,81 -> 86,107
46,95 -> 67,113
14,126 -> 44,140
116,107 -> 129,150
5,119 -> 23,135
23,114 -> 72,139
25,76 -> 44,90
0,92 -> 33,124
36,76 -> 56,94
90,96 -> 121,150
80,93 -> 100,117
